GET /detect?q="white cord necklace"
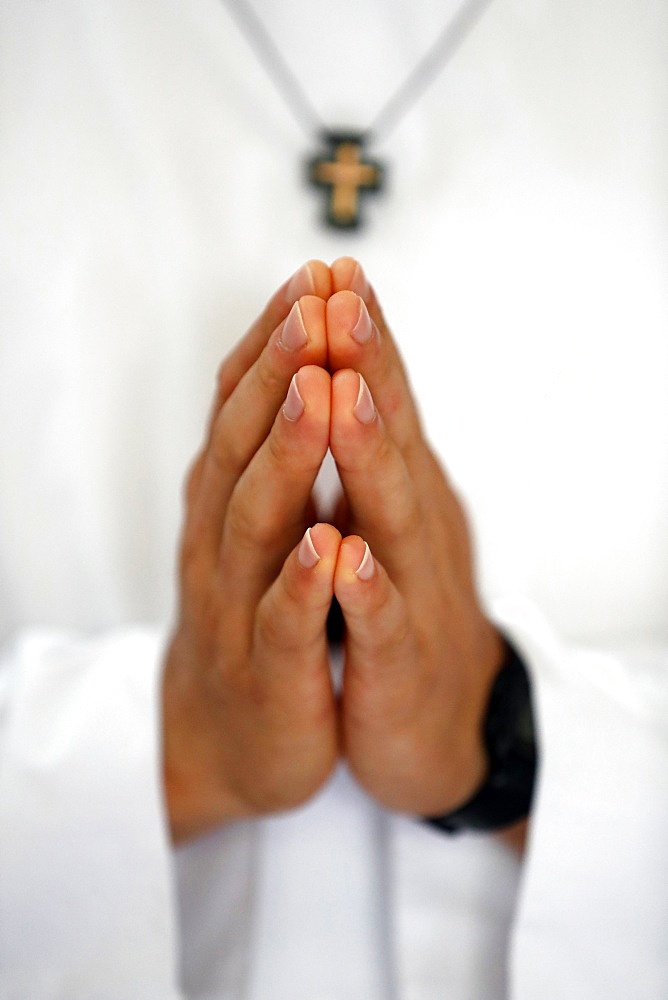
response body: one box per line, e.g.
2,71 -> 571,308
222,0 -> 495,229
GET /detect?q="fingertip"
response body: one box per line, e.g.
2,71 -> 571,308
296,522 -> 342,572
327,289 -> 362,330
275,296 -> 327,367
336,535 -> 376,585
355,541 -> 376,581
282,372 -> 305,422
296,362 -> 332,389
334,536 -> 406,658
308,259 -> 334,299
285,260 -> 332,303
258,522 -> 341,655
326,292 -> 378,372
308,522 -> 342,561
331,366 -> 360,397
330,369 -> 378,450
350,297 -> 373,346
333,536 -> 381,636
353,373 -> 376,425
285,364 -> 331,419
298,294 -> 328,345
331,257 -> 370,300
297,526 -> 320,568
276,365 -> 331,464
279,301 -> 308,352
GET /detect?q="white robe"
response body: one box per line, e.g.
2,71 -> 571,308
1,1 -> 667,996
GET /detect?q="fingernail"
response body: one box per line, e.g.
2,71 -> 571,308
286,262 -> 315,303
353,373 -> 376,424
283,373 -> 305,422
349,261 -> 370,299
298,527 -> 321,568
280,301 -> 308,352
355,542 -> 375,581
350,298 -> 373,345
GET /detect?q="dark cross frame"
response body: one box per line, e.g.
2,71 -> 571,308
308,132 -> 384,230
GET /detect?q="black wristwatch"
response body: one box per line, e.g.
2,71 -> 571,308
426,636 -> 537,834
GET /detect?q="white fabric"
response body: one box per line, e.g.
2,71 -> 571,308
0,629 -> 180,998
501,603 -> 668,998
1,0 -> 667,997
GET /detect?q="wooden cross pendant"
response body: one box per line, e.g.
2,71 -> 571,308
308,132 -> 384,230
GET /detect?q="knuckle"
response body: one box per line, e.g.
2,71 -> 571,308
346,585 -> 410,659
179,532 -> 213,592
383,378 -> 407,428
254,603 -> 281,650
225,494 -> 262,547
379,487 -> 421,546
255,352 -> 284,400
371,443 -> 415,531
254,594 -> 300,654
266,417 -> 323,478
374,613 -> 411,662
401,492 -> 423,535
375,334 -> 394,384
225,489 -> 283,550
373,428 -> 396,468
208,410 -> 246,478
265,425 -> 290,470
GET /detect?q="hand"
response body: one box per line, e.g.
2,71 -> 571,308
327,258 -> 505,817
163,257 -> 512,843
162,263 -> 344,842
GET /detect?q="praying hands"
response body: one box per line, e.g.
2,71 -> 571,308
162,258 -> 505,843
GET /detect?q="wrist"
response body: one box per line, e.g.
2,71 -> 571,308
448,621 -> 506,805
426,633 -> 537,834
161,638 -> 249,843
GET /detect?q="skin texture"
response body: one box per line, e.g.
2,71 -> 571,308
162,258 -> 524,849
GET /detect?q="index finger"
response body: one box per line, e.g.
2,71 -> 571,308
330,255 -> 389,338
326,289 -> 425,463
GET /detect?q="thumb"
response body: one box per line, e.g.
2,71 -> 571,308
333,535 -> 409,666
254,522 -> 341,671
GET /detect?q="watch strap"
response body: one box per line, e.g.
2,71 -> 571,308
426,637 -> 537,834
